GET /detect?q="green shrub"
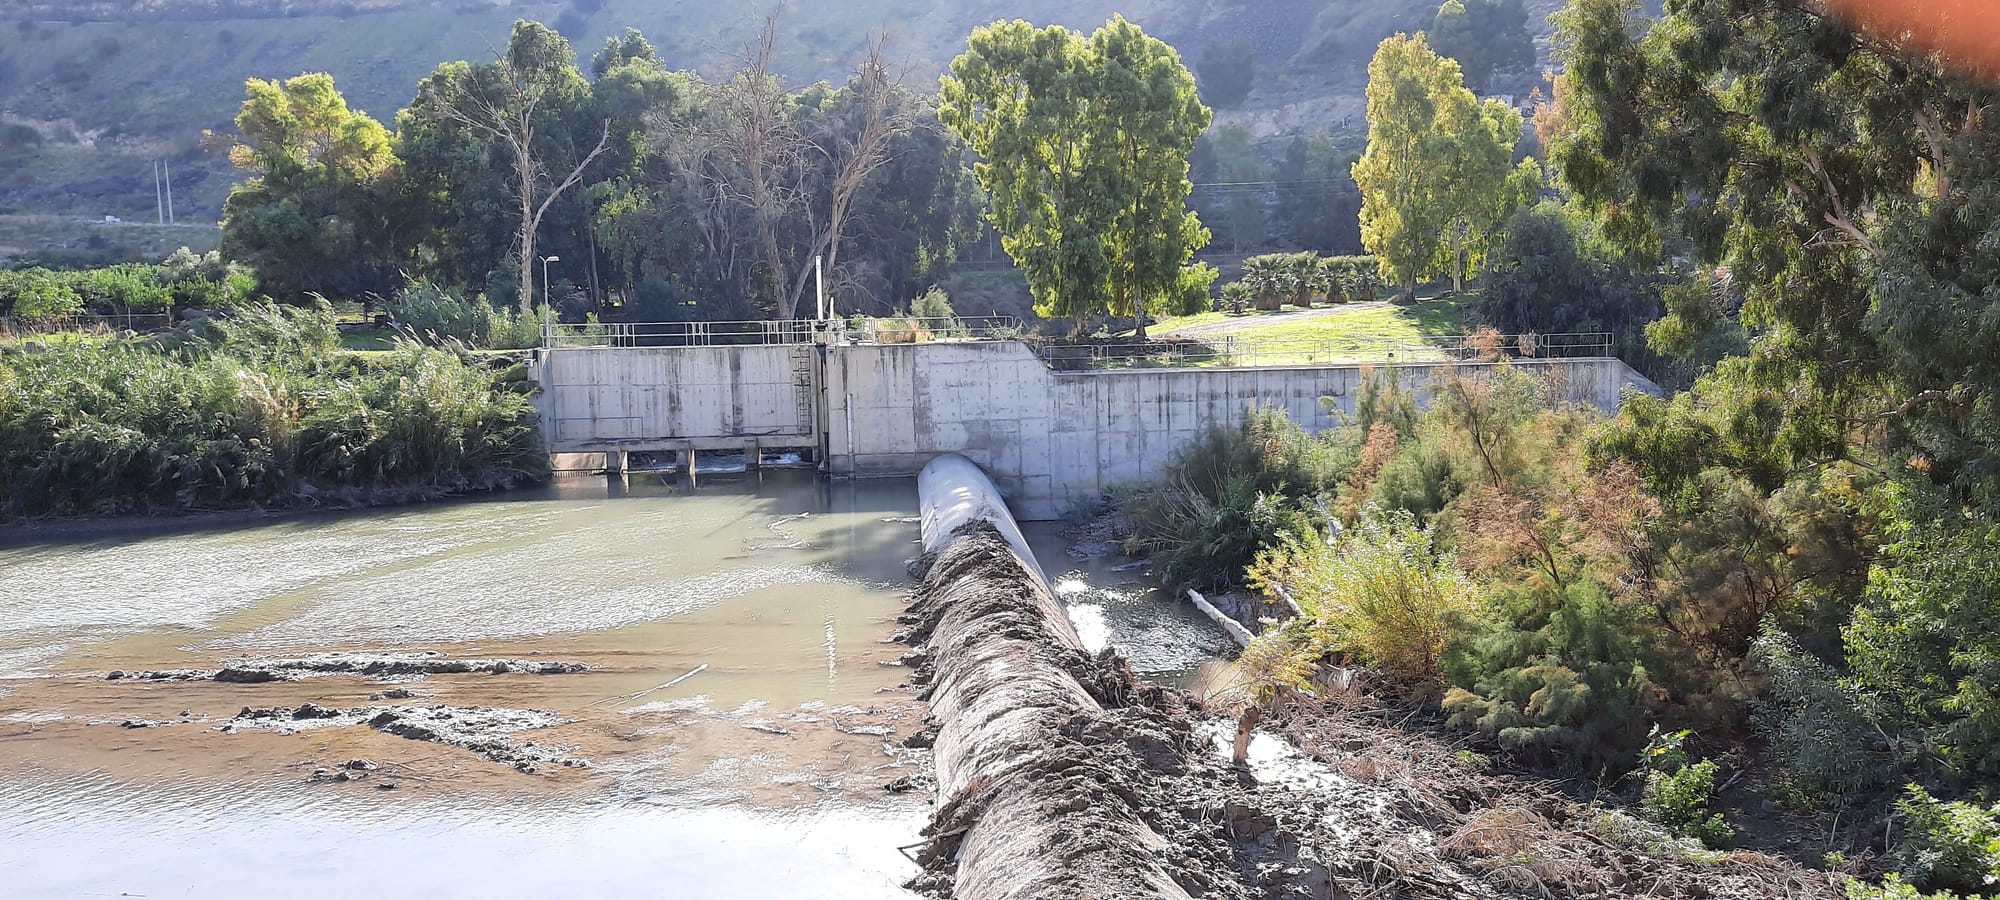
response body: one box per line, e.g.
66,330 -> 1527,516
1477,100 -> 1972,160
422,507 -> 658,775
1637,728 -> 1734,849
1845,875 -> 1968,900
11,272 -> 82,321
1889,785 -> 2000,894
1249,506 -> 1480,687
910,284 -> 957,321
383,280 -> 538,350
1122,406 -> 1350,589
1749,628 -> 1896,795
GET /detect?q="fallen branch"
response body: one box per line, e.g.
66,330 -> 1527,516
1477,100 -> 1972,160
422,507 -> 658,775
588,664 -> 709,708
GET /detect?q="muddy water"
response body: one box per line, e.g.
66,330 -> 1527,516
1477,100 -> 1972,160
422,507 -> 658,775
1020,523 -> 1236,687
0,472 -> 928,898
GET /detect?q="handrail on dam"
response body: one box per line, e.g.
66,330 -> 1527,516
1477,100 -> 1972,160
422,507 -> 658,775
1034,330 -> 1615,370
541,316 -> 1025,349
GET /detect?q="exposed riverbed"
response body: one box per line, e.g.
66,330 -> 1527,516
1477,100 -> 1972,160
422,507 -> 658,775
0,472 -> 931,898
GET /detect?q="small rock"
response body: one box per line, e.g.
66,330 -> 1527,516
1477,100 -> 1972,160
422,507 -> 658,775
310,768 -> 331,781
375,782 -> 398,791
179,710 -> 192,717
120,718 -> 157,728
486,661 -> 511,675
370,688 -> 416,701
343,759 -> 379,771
105,670 -> 125,680
333,770 -> 366,782
215,668 -> 277,684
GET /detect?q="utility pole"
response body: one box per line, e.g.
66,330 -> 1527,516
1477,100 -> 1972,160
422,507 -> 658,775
164,161 -> 175,225
154,161 -> 164,225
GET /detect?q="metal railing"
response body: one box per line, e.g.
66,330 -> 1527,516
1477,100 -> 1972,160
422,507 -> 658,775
0,312 -> 177,336
542,316 -> 1027,349
846,316 -> 1024,344
1031,332 -> 1615,371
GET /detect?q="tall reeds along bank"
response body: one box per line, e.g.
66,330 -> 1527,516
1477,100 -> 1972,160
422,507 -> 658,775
0,303 -> 548,520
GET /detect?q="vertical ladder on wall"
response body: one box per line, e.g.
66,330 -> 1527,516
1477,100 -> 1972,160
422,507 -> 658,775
789,345 -> 817,437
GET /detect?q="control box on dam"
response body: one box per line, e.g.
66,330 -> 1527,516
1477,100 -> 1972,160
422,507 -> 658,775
530,323 -> 1658,521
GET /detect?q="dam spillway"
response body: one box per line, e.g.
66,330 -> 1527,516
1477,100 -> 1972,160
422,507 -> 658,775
534,334 -> 1658,520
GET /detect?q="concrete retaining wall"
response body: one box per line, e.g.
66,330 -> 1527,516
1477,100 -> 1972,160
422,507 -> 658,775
533,340 -> 1655,519
535,344 -> 817,453
825,341 -> 1650,519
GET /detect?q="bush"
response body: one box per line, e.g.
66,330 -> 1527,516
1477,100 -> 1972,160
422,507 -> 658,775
10,272 -> 82,320
1749,628 -> 1896,796
1249,506 -> 1481,687
1122,406 -> 1351,589
910,285 -> 958,322
1845,875 -> 1968,900
1637,728 -> 1735,849
384,280 -> 537,350
1890,785 -> 2000,894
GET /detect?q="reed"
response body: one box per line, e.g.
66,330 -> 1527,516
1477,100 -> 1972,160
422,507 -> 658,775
0,303 -> 546,520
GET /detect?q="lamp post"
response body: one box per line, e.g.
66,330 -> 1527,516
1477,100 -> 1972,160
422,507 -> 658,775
539,255 -> 561,336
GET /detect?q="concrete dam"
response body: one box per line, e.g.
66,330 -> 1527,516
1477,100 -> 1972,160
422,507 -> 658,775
530,326 -> 1657,520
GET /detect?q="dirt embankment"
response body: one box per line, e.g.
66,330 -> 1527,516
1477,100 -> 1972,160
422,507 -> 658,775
898,525 -> 1845,900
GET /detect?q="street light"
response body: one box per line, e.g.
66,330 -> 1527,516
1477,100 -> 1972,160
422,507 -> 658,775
539,255 -> 561,332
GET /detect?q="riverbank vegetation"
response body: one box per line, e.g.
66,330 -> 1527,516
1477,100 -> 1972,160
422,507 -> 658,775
1121,0 -> 2000,884
0,303 -> 545,521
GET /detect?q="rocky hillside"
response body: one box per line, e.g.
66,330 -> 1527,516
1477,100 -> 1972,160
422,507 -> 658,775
0,0 -> 1560,227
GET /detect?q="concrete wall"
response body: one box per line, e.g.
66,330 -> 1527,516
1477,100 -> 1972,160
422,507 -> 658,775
824,341 -> 1652,520
535,344 -> 818,453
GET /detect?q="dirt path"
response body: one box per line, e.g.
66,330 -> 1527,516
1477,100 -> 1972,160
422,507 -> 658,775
1154,301 -> 1395,339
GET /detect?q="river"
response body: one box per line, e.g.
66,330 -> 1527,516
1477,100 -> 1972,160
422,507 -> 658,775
0,471 -> 1229,898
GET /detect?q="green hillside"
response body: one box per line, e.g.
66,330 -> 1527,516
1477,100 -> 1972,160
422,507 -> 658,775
0,0 -> 1546,230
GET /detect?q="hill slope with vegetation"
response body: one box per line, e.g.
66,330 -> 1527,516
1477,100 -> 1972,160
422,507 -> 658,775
0,0 -> 1550,224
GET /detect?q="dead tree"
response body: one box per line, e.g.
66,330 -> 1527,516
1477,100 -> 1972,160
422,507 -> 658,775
428,61 -> 611,314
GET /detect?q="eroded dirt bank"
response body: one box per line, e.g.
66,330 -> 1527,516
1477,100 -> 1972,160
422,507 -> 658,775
899,525 -> 1846,899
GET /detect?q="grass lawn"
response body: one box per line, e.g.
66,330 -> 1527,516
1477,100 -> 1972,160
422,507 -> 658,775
1138,292 -> 1482,366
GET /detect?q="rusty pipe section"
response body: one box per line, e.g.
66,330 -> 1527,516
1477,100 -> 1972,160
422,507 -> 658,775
909,454 -> 1194,899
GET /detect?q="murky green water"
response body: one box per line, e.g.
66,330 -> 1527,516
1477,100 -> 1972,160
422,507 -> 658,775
0,472 -> 928,899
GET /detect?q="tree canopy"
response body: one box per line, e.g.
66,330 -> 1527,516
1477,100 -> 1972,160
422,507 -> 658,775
219,73 -> 400,303
1352,33 -> 1537,296
941,15 -> 1211,331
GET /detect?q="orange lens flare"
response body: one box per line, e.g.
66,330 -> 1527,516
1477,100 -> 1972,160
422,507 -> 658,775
1823,0 -> 2000,77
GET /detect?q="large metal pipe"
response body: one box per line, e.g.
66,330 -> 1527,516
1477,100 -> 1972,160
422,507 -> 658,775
917,452 -> 1049,587
909,453 -> 1194,899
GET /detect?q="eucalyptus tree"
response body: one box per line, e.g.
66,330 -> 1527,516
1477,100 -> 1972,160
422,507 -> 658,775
941,15 -> 1211,333
1093,16 -> 1212,337
1352,33 -> 1536,297
409,21 -> 611,313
